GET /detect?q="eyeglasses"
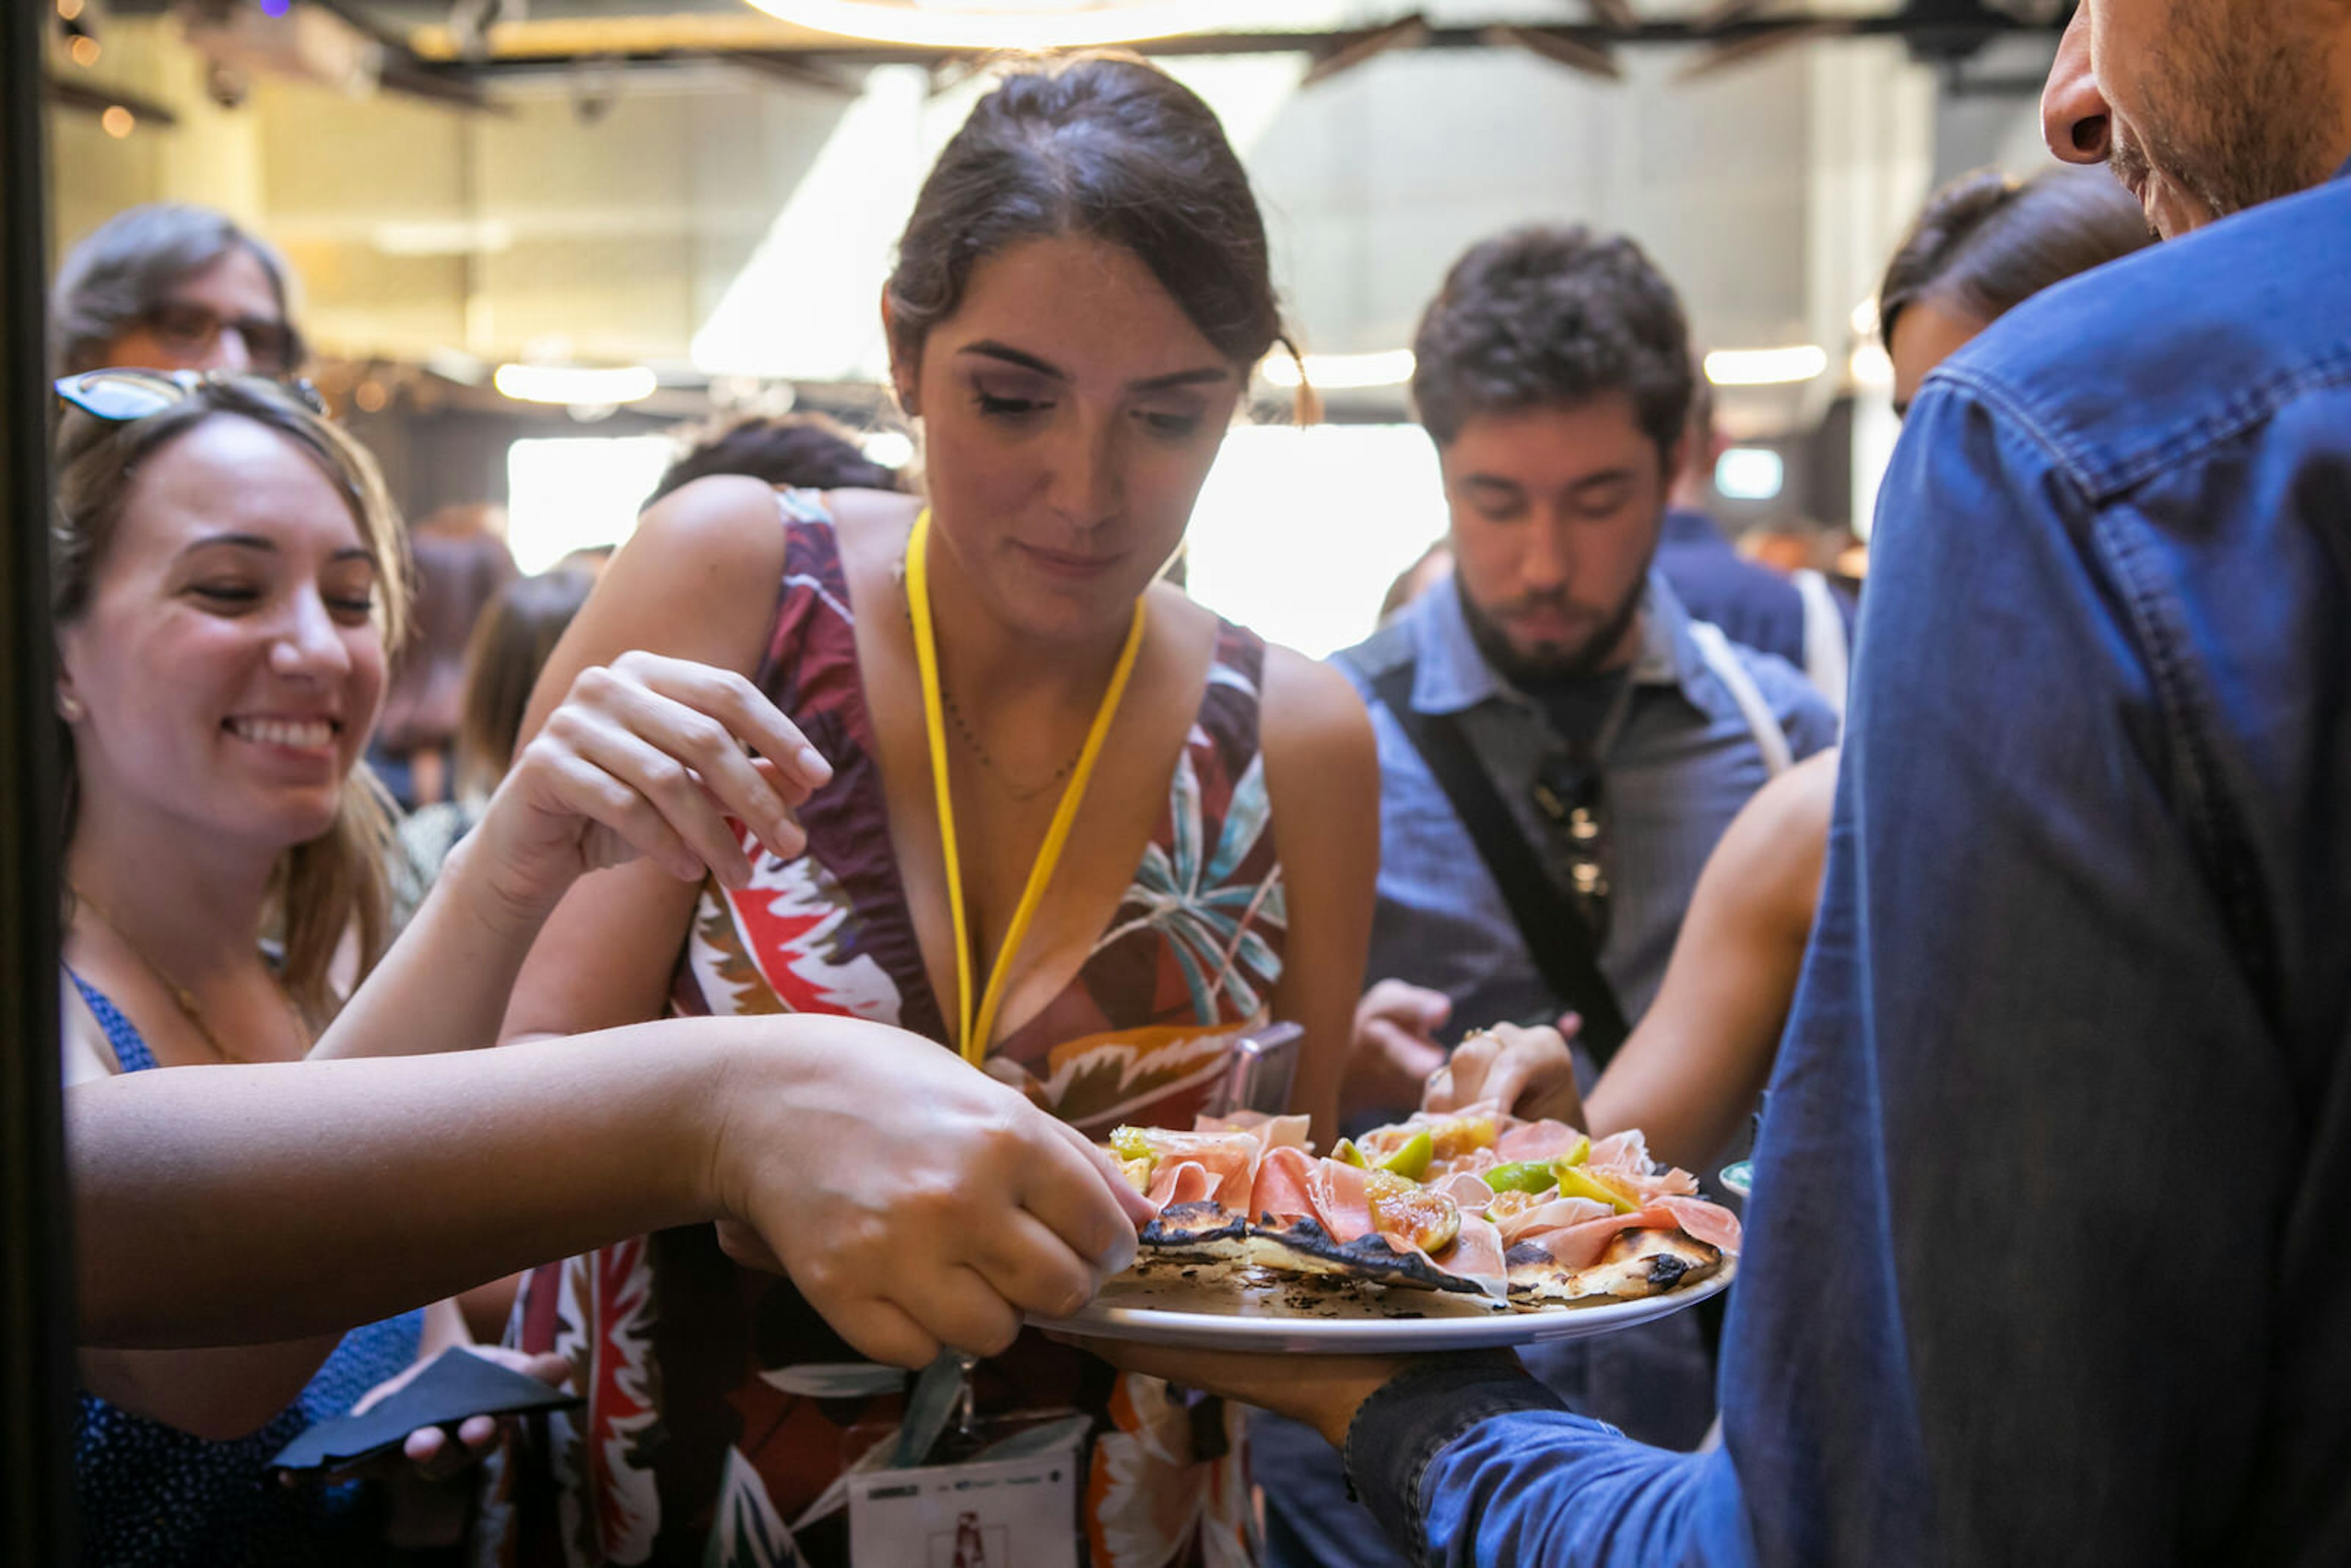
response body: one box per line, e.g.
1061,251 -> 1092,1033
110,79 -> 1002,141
140,299 -> 303,376
56,367 -> 327,422
1531,750 -> 1610,941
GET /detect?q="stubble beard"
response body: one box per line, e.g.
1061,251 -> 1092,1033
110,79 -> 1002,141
1457,569 -> 1649,686
2124,0 -> 2343,228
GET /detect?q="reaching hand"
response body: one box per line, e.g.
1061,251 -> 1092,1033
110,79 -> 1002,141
464,650 -> 834,927
708,1016 -> 1153,1368
1423,1016 -> 1589,1129
1346,980 -> 1453,1117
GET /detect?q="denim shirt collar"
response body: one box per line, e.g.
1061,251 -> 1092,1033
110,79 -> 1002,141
1403,565 -> 1709,717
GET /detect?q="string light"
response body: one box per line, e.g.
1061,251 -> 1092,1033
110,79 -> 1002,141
70,34 -> 101,67
100,106 -> 135,138
57,0 -> 85,22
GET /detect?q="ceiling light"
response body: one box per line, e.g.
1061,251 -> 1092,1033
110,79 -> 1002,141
495,363 -> 658,406
1705,345 -> 1828,387
1259,348 -> 1416,391
1714,447 -> 1785,501
1849,343 -> 1894,391
70,34 -> 102,66
100,105 -> 135,138
1850,298 -> 1878,339
372,219 -> 515,257
735,0 -> 1256,50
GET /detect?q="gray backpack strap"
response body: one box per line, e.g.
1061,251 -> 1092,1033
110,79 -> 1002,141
1689,620 -> 1793,778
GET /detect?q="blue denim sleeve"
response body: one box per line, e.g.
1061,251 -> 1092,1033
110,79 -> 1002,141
1823,371 -> 2303,1561
1341,1359 -> 1752,1568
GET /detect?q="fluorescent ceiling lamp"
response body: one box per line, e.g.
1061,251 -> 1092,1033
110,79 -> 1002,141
373,219 -> 515,257
736,0 -> 1258,49
1705,345 -> 1829,387
494,363 -> 658,405
1259,348 -> 1416,391
1714,447 -> 1785,502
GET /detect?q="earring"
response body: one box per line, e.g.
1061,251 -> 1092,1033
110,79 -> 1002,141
56,691 -> 84,723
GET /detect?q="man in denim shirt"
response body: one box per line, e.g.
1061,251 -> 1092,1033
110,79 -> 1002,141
1097,3 -> 2351,1562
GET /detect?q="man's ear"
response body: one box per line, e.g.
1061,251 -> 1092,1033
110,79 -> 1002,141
880,287 -> 920,418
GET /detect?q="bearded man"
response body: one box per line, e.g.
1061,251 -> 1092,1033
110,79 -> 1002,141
1332,226 -> 1835,1127
1090,4 -> 2351,1563
1245,227 -> 1837,1568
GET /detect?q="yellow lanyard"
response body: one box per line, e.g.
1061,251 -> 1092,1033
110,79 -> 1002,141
906,508 -> 1147,1065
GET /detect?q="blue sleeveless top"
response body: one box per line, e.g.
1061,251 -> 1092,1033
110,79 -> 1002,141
70,974 -> 427,1567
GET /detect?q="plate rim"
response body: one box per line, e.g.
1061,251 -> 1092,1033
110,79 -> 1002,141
1032,1258 -> 1736,1352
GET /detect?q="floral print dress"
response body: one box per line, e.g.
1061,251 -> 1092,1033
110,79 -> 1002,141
481,493 -> 1286,1568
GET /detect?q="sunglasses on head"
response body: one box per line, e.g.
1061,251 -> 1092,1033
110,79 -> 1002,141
56,367 -> 328,422
141,299 -> 303,376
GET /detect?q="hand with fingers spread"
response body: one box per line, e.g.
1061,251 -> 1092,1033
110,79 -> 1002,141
706,1015 -> 1153,1368
463,649 -> 834,927
1423,1017 -> 1589,1130
1345,980 -> 1454,1118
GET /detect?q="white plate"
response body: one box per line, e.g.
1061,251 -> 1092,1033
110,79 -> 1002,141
1033,1257 -> 1734,1354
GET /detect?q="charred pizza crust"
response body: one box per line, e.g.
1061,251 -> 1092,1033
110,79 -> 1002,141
1505,1227 -> 1723,1308
1137,1200 -> 1251,1264
1244,1212 -> 1487,1296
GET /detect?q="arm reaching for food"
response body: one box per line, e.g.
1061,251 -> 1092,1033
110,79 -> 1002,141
312,649 -> 832,1063
1425,751 -> 1836,1172
74,1013 -> 1148,1368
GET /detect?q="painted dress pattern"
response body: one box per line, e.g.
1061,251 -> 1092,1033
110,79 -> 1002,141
486,494 -> 1286,1568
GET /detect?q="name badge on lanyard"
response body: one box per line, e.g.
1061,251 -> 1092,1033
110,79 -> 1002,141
847,1441 -> 1084,1568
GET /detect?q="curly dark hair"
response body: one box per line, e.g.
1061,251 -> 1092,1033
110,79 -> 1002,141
1411,225 -> 1693,470
1878,167 -> 2153,348
884,51 -> 1283,375
645,412 -> 901,507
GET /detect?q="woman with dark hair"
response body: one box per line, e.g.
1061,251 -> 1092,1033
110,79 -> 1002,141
487,51 -> 1380,1567
52,203 -> 307,377
1877,167 -> 2154,413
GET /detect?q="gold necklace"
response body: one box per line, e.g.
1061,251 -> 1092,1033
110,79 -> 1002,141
894,552 -> 1086,802
68,886 -> 307,1065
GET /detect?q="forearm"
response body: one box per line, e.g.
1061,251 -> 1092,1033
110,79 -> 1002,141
72,1022 -> 746,1348
309,831 -> 556,1061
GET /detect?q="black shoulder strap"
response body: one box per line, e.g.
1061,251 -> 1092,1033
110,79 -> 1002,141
1372,662 -> 1630,1066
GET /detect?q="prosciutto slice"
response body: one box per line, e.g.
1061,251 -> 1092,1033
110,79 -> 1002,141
1247,1149 -> 1508,1300
1132,1129 -> 1264,1216
1499,1194 -> 1745,1271
1496,1118 -> 1585,1164
1195,1111 -> 1313,1152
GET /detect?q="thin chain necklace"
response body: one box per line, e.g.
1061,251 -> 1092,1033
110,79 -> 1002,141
896,552 -> 1086,803
69,885 -> 308,1065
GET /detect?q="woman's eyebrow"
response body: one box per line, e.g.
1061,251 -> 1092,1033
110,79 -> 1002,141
177,532 -> 277,558
957,341 -> 1232,393
959,341 -> 1066,379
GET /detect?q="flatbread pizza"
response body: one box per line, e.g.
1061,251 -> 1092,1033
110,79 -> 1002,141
1105,1107 -> 1741,1311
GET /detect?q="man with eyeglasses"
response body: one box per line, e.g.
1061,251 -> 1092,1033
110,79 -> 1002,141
1249,225 -> 1837,1568
51,202 -> 306,378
